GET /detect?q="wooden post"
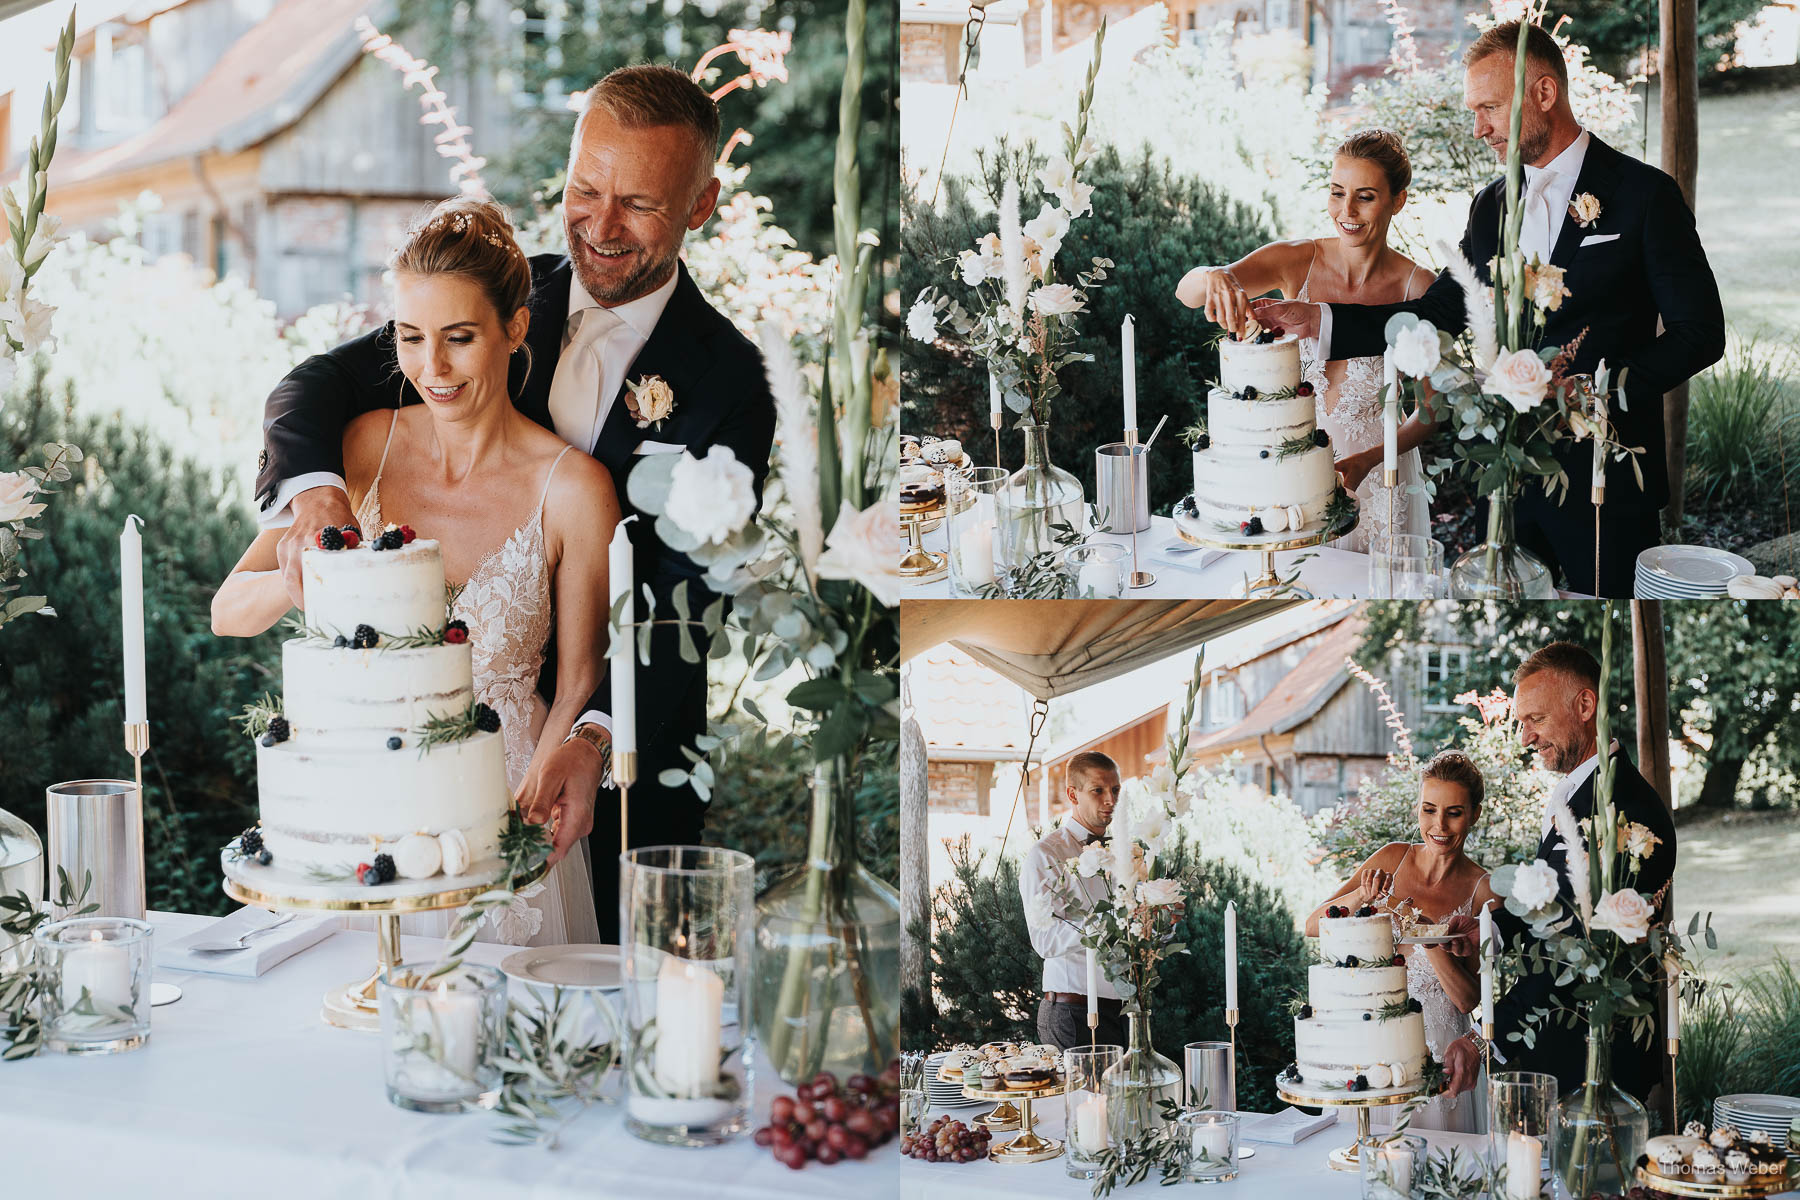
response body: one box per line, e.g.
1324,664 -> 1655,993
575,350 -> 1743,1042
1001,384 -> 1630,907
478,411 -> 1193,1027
900,673 -> 931,1002
1660,0 -> 1700,534
1632,599 -> 1676,1132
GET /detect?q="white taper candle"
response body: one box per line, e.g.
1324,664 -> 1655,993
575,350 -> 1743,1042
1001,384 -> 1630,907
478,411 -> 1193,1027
1087,946 -> 1099,1018
608,517 -> 637,755
1382,352 -> 1399,476
1224,900 -> 1238,1011
989,370 -> 1002,418
1122,314 -> 1138,433
1479,903 -> 1495,1030
1667,964 -> 1680,1039
120,515 -> 146,725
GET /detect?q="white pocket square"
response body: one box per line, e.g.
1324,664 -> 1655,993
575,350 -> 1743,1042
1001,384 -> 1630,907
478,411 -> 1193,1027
1579,233 -> 1620,247
633,440 -> 686,456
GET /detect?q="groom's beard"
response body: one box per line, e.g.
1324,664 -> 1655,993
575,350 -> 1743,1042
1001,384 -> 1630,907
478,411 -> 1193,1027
569,235 -> 681,306
1539,735 -> 1586,774
1498,118 -> 1552,166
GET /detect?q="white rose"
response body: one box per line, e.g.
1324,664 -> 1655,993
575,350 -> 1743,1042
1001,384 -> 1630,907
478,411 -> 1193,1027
1028,284 -> 1085,316
1623,822 -> 1661,861
0,470 -> 44,523
905,296 -> 938,342
1389,321 -> 1442,378
956,249 -> 989,287
627,375 -> 675,427
1591,888 -> 1653,943
1076,843 -> 1108,878
816,498 -> 902,606
1485,348 -> 1552,414
1135,807 -> 1169,854
1137,877 -> 1183,907
1570,193 -> 1602,226
1022,203 -> 1069,265
664,446 -> 757,546
1509,858 -> 1561,911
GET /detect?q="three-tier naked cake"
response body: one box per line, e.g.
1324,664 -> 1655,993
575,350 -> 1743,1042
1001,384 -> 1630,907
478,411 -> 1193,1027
1180,328 -> 1353,541
1279,911 -> 1429,1100
222,525 -> 513,900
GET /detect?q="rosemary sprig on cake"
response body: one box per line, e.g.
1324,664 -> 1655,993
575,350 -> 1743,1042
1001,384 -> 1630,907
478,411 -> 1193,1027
1274,431 -> 1318,461
413,700 -> 502,753
233,693 -> 284,739
1322,486 -> 1357,531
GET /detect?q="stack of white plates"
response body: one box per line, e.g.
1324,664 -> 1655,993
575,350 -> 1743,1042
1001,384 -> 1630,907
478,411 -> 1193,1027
925,1052 -> 981,1109
1713,1093 -> 1800,1159
1636,546 -> 1754,598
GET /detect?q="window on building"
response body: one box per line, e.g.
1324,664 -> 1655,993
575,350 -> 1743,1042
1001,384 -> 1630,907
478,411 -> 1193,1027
1422,646 -> 1471,712
1205,676 -> 1245,728
1267,0 -> 1291,29
92,27 -> 151,134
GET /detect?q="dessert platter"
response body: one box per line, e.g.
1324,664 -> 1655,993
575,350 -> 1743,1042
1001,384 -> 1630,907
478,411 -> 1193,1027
1277,910 -> 1430,1170
899,452 -> 951,582
1174,327 -> 1357,596
936,1042 -> 1063,1131
220,525 -> 543,1029
956,1045 -> 1066,1164
1634,1120 -> 1800,1197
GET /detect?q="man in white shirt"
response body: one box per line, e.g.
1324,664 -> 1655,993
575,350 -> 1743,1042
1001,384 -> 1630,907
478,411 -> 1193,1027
251,66 -> 776,940
1021,751 -> 1126,1050
1439,641 -> 1676,1097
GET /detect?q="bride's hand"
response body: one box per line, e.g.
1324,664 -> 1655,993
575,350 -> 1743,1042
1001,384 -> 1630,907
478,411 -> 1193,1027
1349,865 -> 1393,908
1336,449 -> 1377,493
516,739 -> 602,866
1178,267 -> 1251,335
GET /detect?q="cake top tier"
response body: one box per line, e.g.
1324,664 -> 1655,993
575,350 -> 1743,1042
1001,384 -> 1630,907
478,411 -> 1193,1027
302,538 -> 449,641
1220,331 -> 1302,394
1317,914 -> 1394,964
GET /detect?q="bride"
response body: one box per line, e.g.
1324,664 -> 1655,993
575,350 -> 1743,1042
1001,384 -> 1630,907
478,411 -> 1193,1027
1303,750 -> 1497,1132
211,196 -> 617,946
1176,129 -> 1439,552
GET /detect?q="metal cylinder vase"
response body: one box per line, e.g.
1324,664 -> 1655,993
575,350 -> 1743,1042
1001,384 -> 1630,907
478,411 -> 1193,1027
46,780 -> 145,919
1094,442 -> 1150,534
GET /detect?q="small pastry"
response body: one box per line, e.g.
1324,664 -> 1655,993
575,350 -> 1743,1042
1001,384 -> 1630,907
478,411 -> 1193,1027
978,1063 -> 1002,1090
1691,1146 -> 1722,1182
1363,1063 -> 1392,1089
437,828 -> 470,877
1285,504 -> 1305,531
391,832 -> 443,880
1647,1135 -> 1702,1160
1262,506 -> 1290,534
900,434 -> 920,463
1004,1067 -> 1052,1090
923,438 -> 963,465
1387,1059 -> 1411,1086
1745,1129 -> 1773,1147
1684,1120 -> 1709,1140
938,1050 -> 971,1079
899,478 -> 945,510
1710,1123 -> 1740,1150
1724,1149 -> 1752,1184
1654,1144 -> 1685,1176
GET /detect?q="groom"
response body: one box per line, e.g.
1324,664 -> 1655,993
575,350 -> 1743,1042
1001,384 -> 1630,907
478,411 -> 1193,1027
254,65 -> 777,940
1441,641 -> 1677,1099
1256,20 -> 1725,597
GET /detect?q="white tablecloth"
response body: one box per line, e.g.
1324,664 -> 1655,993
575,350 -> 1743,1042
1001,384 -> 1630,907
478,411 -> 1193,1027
904,514 -> 1378,599
0,912 -> 895,1200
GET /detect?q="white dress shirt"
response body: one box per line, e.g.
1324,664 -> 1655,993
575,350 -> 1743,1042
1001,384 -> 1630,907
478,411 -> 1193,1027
1020,813 -> 1121,998
1317,129 -> 1590,359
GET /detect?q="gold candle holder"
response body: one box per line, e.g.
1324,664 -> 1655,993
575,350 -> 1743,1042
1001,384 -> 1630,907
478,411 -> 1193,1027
1088,1009 -> 1098,1049
614,748 -> 637,856
1226,1007 -> 1239,1110
1668,1035 -> 1679,1131
1125,426 -> 1154,589
991,411 -> 1003,468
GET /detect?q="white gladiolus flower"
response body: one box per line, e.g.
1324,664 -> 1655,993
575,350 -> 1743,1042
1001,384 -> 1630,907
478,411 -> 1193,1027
1509,858 -> 1561,911
905,296 -> 938,342
1076,843 -> 1108,878
0,255 -> 23,302
1592,888 -> 1653,943
1036,156 -> 1094,219
1028,284 -> 1084,316
1485,348 -> 1552,413
1135,807 -> 1169,854
21,214 -> 61,270
0,354 -> 14,397
1021,203 -> 1069,267
1137,878 -> 1183,907
816,498 -> 903,606
956,249 -> 989,286
6,296 -> 54,356
664,446 -> 757,545
1389,321 -> 1442,378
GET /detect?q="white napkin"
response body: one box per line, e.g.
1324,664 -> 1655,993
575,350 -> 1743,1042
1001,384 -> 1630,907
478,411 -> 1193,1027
1156,547 -> 1229,572
156,907 -> 336,977
1237,1107 -> 1338,1145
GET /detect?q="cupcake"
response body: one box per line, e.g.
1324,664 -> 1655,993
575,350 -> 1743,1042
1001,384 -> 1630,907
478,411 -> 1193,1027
978,1062 -> 1002,1091
923,438 -> 963,465
1724,1149 -> 1752,1184
1684,1120 -> 1709,1140
1691,1146 -> 1722,1182
1655,1144 -> 1686,1177
1710,1123 -> 1741,1151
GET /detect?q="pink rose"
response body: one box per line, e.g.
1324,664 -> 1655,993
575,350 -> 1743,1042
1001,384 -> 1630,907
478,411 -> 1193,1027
1592,888 -> 1653,943
1484,348 -> 1552,414
0,470 -> 46,524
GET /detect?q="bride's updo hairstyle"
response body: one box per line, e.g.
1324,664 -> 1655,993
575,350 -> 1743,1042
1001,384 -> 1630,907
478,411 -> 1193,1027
389,195 -> 532,329
1334,129 -> 1412,198
1420,749 -> 1485,817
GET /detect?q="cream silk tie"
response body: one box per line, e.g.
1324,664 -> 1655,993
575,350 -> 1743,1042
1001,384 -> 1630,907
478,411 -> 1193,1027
547,306 -> 622,452
1519,169 -> 1557,264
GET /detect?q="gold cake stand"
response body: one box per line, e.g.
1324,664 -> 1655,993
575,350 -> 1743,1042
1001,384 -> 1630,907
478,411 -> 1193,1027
224,857 -> 547,1032
1277,1077 -> 1424,1171
1633,1160 -> 1800,1198
900,494 -> 948,583
962,1078 -> 1067,1164
1172,494 -> 1359,598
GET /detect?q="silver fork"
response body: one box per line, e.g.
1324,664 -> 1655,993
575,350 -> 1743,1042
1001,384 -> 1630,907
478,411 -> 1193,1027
188,913 -> 298,953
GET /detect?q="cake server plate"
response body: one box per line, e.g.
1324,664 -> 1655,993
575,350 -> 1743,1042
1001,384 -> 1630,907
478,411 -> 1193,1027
499,943 -> 623,991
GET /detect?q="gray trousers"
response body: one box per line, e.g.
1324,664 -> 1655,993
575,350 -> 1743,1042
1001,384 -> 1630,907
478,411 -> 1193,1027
1037,995 -> 1126,1052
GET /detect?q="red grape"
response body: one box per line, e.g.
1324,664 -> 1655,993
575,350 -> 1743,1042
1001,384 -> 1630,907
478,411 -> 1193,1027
770,1096 -> 795,1125
815,1144 -> 842,1166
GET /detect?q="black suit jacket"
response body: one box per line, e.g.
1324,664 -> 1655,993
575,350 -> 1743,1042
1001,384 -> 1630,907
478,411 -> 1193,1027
254,254 -> 777,752
1329,135 -> 1725,512
1491,747 -> 1677,1097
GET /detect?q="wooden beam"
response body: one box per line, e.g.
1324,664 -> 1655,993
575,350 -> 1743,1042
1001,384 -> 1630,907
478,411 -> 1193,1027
1660,0 -> 1700,533
1631,599 -> 1676,1130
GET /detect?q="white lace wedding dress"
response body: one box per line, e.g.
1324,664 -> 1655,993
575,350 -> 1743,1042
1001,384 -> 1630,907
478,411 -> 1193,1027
343,410 -> 601,947
1298,275 -> 1432,553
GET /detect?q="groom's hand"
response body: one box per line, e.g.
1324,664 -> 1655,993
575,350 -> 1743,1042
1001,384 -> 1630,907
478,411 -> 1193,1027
1444,913 -> 1481,958
522,738 -> 603,867
1442,1033 -> 1481,1096
277,486 -> 356,608
1250,298 -> 1320,340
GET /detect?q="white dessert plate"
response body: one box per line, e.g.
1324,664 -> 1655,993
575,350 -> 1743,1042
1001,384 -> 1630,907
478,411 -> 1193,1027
1637,546 -> 1753,585
1397,935 -> 1458,946
1716,1093 -> 1800,1121
499,944 -> 622,991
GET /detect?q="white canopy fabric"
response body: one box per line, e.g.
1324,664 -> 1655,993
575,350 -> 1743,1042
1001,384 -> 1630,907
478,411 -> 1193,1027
900,598 -> 1300,700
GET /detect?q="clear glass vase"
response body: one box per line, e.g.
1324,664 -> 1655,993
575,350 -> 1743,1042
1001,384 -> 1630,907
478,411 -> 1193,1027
1449,481 -> 1556,599
995,422 -> 1085,594
1101,1009 -> 1182,1143
1553,1026 -> 1648,1200
754,758 -> 900,1084
0,807 -> 43,972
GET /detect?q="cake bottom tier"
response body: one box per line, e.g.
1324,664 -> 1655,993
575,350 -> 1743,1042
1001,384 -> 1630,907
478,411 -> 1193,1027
255,730 -> 509,874
1192,443 -> 1338,530
1294,1011 -> 1427,1090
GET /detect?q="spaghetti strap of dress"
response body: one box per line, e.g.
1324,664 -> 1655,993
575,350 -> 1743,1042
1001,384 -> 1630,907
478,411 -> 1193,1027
536,445 -> 575,515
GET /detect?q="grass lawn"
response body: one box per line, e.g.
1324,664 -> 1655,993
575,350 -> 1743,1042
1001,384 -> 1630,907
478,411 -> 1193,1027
1672,808 -> 1800,974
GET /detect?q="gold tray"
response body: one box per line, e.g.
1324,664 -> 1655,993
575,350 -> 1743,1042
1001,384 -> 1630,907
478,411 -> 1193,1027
1634,1162 -> 1800,1198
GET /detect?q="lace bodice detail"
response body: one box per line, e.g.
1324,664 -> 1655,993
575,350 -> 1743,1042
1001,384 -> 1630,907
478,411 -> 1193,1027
354,416 -> 568,791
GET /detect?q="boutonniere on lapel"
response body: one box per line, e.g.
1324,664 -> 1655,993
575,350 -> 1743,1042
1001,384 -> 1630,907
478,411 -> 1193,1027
625,375 -> 676,430
1569,192 -> 1602,228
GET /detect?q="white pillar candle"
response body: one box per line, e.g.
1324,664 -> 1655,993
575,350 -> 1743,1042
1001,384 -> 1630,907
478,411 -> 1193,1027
608,519 -> 637,756
1075,1092 -> 1108,1153
1086,947 -> 1099,1018
1077,560 -> 1119,598
1376,1143 -> 1415,1195
427,979 -> 481,1081
956,522 -> 996,586
654,956 -> 724,1098
1507,1131 -> 1542,1199
1667,965 -> 1680,1039
1382,353 -> 1399,476
1122,314 -> 1138,433
1225,900 -> 1238,1011
1191,1119 -> 1231,1162
1479,903 -> 1495,1030
989,371 -> 1002,418
61,930 -> 132,1012
120,516 -> 146,725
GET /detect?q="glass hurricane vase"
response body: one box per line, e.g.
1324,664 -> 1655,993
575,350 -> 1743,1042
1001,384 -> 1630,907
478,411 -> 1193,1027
995,422 -> 1085,594
1449,480 -> 1555,599
0,808 -> 43,972
754,757 -> 900,1084
1554,1025 -> 1648,1200
1101,1009 -> 1182,1143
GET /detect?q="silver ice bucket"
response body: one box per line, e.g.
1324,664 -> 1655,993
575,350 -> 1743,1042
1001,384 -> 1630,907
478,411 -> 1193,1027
1094,442 -> 1150,534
